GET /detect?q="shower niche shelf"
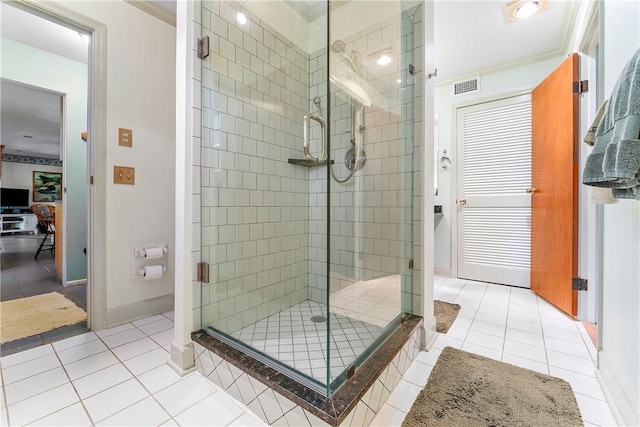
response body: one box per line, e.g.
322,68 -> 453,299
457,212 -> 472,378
288,158 -> 334,167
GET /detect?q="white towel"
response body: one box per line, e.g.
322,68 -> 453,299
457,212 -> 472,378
588,186 -> 618,204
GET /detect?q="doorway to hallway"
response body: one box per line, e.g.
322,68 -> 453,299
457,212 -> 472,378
0,2 -> 91,354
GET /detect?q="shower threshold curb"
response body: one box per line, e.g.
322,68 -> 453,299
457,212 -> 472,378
192,315 -> 423,426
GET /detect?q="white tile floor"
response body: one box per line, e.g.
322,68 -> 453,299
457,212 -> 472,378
0,312 -> 265,427
370,276 -> 618,427
0,277 -> 619,426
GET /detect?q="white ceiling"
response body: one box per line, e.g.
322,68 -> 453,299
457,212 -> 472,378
434,1 -> 577,81
1,80 -> 62,159
0,1 -> 575,159
0,3 -> 89,64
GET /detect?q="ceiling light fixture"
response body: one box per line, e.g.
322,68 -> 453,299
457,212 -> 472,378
515,1 -> 540,18
236,12 -> 247,25
376,54 -> 393,66
507,0 -> 546,21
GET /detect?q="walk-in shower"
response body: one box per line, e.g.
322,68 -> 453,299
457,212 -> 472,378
195,0 -> 425,406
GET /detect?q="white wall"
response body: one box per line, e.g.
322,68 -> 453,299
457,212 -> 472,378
54,1 -> 177,324
597,2 -> 640,425
433,56 -> 563,274
0,37 -> 88,282
1,162 -> 63,205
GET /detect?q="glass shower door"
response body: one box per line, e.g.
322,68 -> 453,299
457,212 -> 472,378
326,1 -> 417,390
199,0 -> 332,394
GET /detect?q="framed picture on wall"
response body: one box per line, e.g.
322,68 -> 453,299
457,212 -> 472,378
32,171 -> 62,202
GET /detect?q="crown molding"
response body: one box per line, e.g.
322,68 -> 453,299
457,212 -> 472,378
435,49 -> 565,88
125,1 -> 176,27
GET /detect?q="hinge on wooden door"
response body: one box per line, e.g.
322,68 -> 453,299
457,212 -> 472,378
572,277 -> 588,291
197,36 -> 210,60
572,80 -> 589,94
409,259 -> 414,269
197,262 -> 210,283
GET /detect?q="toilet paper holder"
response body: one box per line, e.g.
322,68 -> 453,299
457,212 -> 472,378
134,245 -> 168,259
134,265 -> 167,278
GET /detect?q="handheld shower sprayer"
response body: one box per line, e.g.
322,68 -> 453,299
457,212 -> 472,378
332,40 -> 363,78
312,97 -> 366,184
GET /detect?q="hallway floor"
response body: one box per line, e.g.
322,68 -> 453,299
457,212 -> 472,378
0,235 -> 88,356
0,277 -> 618,426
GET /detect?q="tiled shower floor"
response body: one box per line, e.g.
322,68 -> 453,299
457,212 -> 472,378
228,275 -> 402,383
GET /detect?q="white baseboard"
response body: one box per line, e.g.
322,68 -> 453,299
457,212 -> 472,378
596,356 -> 640,426
434,266 -> 451,277
65,279 -> 87,287
421,314 -> 438,351
169,340 -> 196,375
105,294 -> 174,328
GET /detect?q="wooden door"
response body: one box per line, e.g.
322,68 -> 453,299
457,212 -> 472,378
531,53 -> 579,317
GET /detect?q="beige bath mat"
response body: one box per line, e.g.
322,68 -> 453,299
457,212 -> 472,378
0,292 -> 86,343
434,300 -> 461,333
403,347 -> 582,426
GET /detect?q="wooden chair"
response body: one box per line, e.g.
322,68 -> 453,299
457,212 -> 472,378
30,204 -> 55,259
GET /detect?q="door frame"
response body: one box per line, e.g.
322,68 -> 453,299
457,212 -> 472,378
12,0 -> 108,330
577,3 -> 602,328
450,90 -> 533,281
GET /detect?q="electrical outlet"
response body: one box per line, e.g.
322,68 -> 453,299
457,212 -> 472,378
114,166 -> 135,185
118,128 -> 132,147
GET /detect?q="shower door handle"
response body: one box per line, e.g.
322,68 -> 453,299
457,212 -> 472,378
303,113 -> 327,163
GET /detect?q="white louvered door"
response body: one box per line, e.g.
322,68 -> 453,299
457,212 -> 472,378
456,95 -> 532,287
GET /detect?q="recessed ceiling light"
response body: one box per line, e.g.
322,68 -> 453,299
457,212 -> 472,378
507,0 -> 546,21
236,12 -> 247,25
515,1 -> 540,18
376,54 -> 393,66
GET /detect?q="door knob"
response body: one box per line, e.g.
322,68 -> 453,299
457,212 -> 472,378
526,187 -> 537,194
458,198 -> 467,206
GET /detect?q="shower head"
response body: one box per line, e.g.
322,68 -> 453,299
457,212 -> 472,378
331,40 -> 363,78
332,40 -> 346,53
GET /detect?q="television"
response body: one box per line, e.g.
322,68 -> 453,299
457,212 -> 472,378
1,188 -> 30,210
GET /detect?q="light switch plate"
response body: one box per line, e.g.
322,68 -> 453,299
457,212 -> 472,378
114,166 -> 135,185
118,128 -> 132,147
